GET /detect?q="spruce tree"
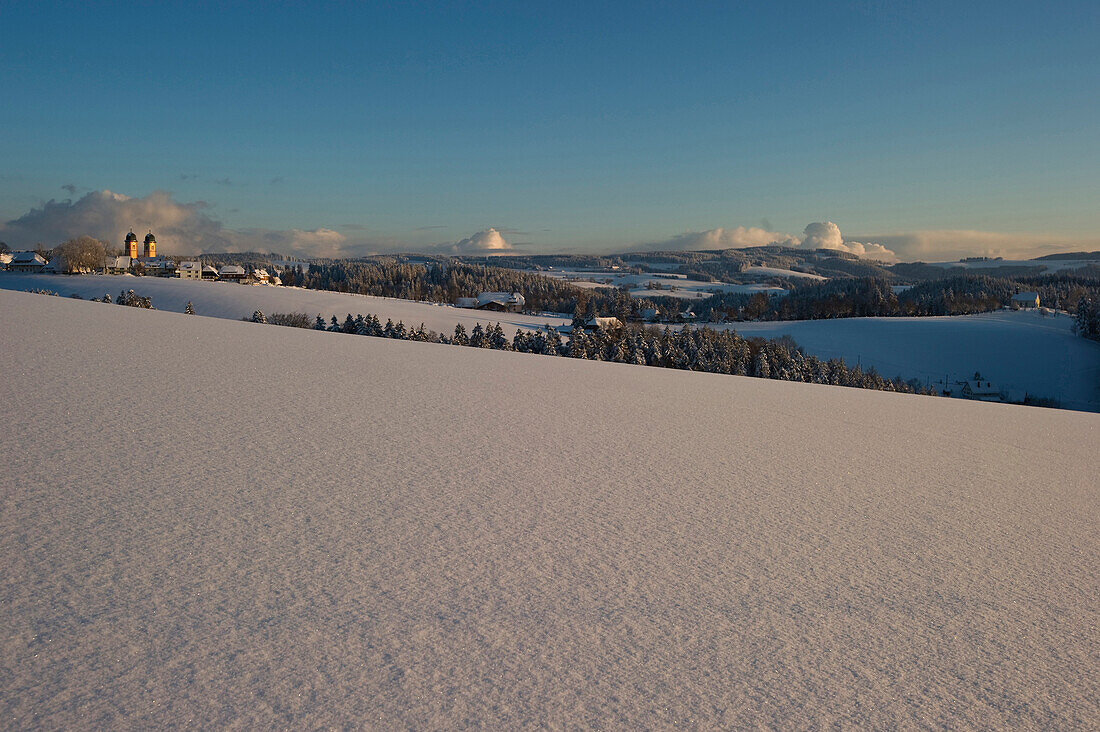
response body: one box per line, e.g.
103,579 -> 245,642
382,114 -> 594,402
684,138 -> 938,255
184,301 -> 194,315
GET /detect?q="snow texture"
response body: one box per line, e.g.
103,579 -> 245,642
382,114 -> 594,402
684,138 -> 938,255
723,311 -> 1100,412
1,289 -> 1098,728
0,272 -> 568,335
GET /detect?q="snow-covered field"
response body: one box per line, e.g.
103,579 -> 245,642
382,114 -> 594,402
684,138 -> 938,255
930,257 -> 1099,274
541,269 -> 787,300
2,288 -> 1098,728
0,272 -> 569,334
724,310 -> 1100,412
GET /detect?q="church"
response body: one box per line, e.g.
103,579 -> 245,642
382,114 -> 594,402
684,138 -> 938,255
124,229 -> 157,258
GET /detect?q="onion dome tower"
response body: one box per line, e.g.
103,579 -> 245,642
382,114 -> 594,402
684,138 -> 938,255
143,231 -> 157,258
125,229 -> 139,258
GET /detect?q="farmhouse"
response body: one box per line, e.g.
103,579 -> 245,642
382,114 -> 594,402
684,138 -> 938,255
961,378 -> 1001,402
179,261 -> 202,280
218,265 -> 247,282
8,252 -> 47,272
1012,291 -> 1040,308
456,292 -> 526,312
586,317 -> 623,333
201,265 -> 219,280
107,256 -> 132,274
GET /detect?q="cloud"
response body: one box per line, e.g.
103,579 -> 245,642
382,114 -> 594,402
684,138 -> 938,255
644,226 -> 798,251
857,230 -> 1100,262
442,228 -> 514,255
0,190 -> 359,257
799,221 -> 898,262
61,184 -> 78,196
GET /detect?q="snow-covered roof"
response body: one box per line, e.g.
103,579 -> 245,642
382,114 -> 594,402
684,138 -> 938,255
1012,292 -> 1040,302
253,268 -> 269,278
586,317 -> 623,330
219,265 -> 246,275
0,253 -> 11,264
476,291 -> 524,307
202,265 -> 219,274
11,252 -> 47,265
964,380 -> 1000,396
179,261 -> 201,271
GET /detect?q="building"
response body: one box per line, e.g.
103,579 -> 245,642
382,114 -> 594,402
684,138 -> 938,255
107,256 -> 132,274
961,377 -> 1001,402
473,292 -> 525,312
1012,292 -> 1040,309
8,252 -> 47,272
586,316 -> 623,332
218,265 -> 247,282
250,268 -> 270,284
141,256 -> 177,277
201,265 -> 219,281
0,252 -> 12,269
143,231 -> 157,258
179,261 -> 202,280
124,230 -> 140,258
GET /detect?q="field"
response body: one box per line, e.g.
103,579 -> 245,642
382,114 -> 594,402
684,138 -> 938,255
0,272 -> 569,335
2,289 -> 1097,728
726,310 -> 1100,411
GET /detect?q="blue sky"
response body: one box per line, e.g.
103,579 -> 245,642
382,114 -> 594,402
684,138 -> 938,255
1,1 -> 1098,258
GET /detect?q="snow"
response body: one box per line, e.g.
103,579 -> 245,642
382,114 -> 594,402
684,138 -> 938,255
0,272 -> 568,335
931,258 -> 1098,274
2,288 -> 1098,728
720,310 -> 1100,411
744,265 -> 825,280
540,270 -> 787,300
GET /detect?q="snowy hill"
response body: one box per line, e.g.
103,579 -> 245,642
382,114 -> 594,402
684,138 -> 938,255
726,310 -> 1100,411
2,289 -> 1098,728
0,272 -> 569,334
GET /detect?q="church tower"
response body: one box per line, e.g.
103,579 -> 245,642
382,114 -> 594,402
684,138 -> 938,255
143,231 -> 157,258
125,229 -> 139,258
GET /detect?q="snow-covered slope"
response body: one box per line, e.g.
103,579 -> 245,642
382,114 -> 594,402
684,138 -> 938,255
2,289 -> 1098,728
725,310 -> 1100,412
0,272 -> 568,334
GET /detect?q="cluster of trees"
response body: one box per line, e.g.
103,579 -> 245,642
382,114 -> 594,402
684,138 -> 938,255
280,258 -> 666,316
49,236 -> 108,273
261,309 -> 935,396
1076,298 -> 1100,341
696,275 -> 1100,322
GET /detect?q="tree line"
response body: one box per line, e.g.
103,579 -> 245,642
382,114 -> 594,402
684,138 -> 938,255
254,308 -> 937,396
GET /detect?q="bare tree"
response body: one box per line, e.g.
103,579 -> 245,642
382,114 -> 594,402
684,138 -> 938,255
52,236 -> 107,273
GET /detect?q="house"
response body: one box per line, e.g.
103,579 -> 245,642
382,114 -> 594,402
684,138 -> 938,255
961,378 -> 1001,402
472,292 -> 525,312
107,256 -> 132,274
145,257 -> 178,277
679,311 -> 697,322
201,265 -> 220,280
1012,291 -> 1040,309
250,268 -> 270,284
218,265 -> 247,282
178,261 -> 202,280
0,252 -> 11,269
586,316 -> 623,332
454,297 -> 479,308
8,252 -> 47,272
640,307 -> 659,322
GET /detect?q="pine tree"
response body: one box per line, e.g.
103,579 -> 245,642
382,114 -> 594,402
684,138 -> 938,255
329,316 -> 340,332
452,324 -> 469,346
314,315 -> 326,330
184,301 -> 194,315
251,310 -> 267,323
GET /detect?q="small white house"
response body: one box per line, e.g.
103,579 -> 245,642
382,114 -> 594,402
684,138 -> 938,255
179,261 -> 202,280
107,256 -> 132,274
961,379 -> 1001,402
1012,291 -> 1040,309
250,268 -> 270,284
468,292 -> 525,312
586,316 -> 623,332
454,297 -> 479,308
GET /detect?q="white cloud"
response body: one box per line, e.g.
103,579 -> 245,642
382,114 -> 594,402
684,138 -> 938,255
444,228 -> 514,255
860,230 -> 1100,262
644,226 -> 798,251
799,222 -> 898,262
0,190 -> 358,257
